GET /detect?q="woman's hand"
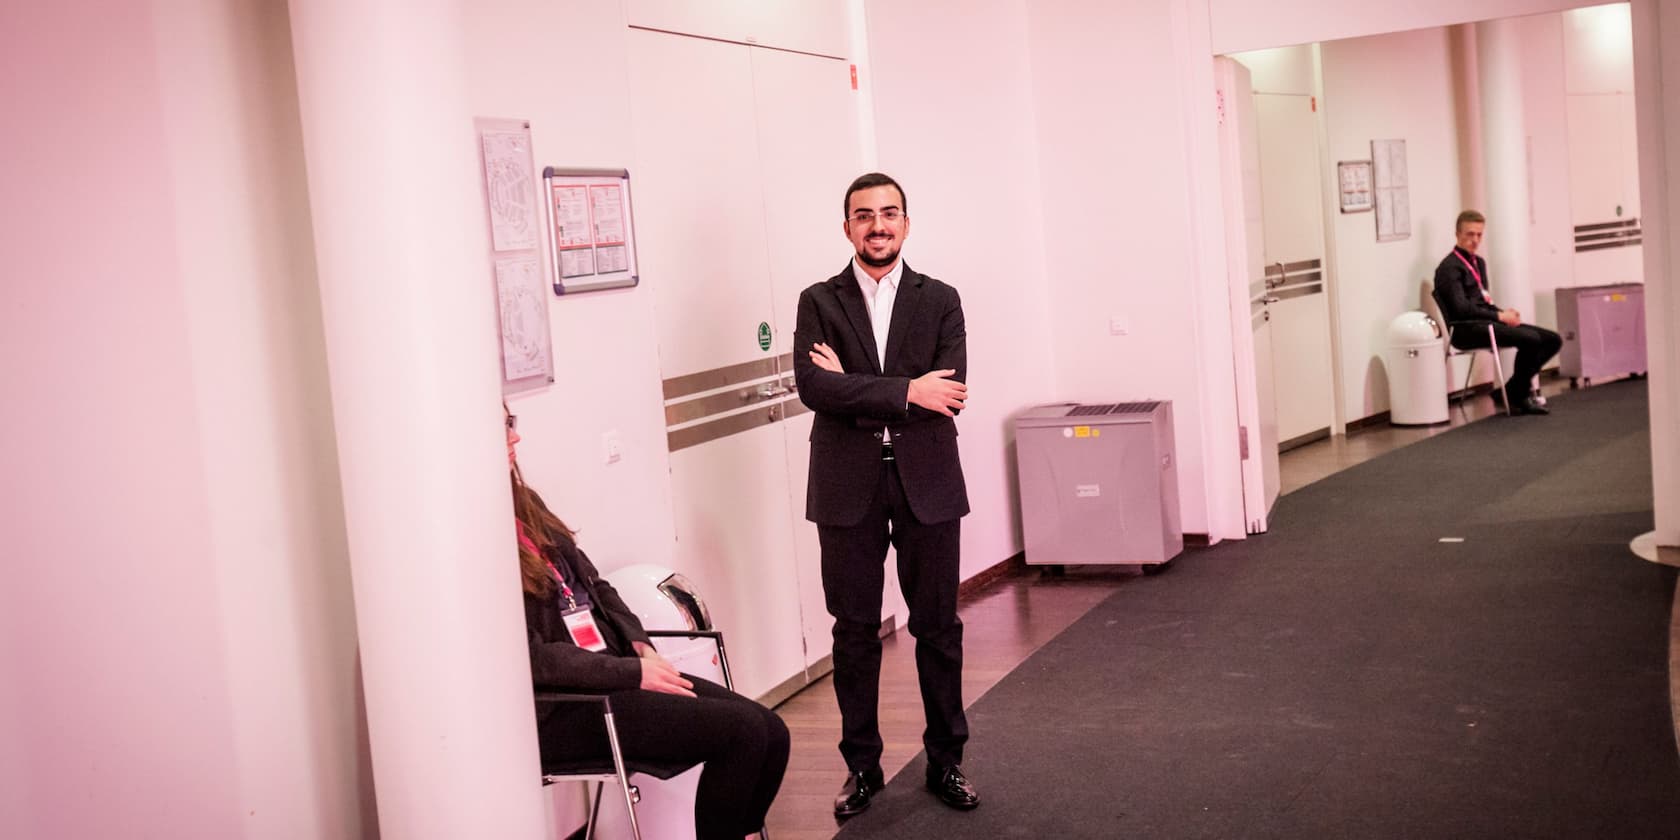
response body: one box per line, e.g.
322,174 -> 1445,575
636,644 -> 695,697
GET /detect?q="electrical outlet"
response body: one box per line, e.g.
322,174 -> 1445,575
603,430 -> 622,465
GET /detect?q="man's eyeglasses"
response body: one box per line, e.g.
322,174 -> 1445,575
847,208 -> 904,224
505,414 -> 518,431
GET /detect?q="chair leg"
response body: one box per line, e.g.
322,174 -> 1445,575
1486,325 -> 1512,416
602,710 -> 643,840
583,782 -> 603,840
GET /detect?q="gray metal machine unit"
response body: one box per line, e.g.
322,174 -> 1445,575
1555,283 -> 1647,387
1015,400 -> 1182,567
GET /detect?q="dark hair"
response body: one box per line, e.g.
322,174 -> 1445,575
1456,209 -> 1485,232
843,172 -> 907,218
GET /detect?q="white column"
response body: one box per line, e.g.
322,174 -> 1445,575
285,2 -> 549,837
1450,24 -> 1487,213
1477,18 -> 1537,318
1632,0 -> 1680,549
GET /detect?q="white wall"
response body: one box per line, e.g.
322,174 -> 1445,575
863,0 -> 1061,569
1318,28 -> 1467,418
0,2 -> 369,838
463,0 -> 679,576
1025,0 -> 1243,540
1631,0 -> 1680,549
1211,0 -> 1605,54
1522,12 -> 1580,328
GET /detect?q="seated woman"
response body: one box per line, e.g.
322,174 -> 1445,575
508,407 -> 788,840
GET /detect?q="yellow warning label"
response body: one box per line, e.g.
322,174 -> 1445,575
1611,294 -> 1627,302
1092,428 -> 1102,437
1074,426 -> 1091,438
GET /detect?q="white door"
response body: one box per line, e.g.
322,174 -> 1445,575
750,46 -> 862,673
627,29 -> 859,698
1216,57 -> 1280,533
1567,92 -> 1644,286
1254,93 -> 1336,446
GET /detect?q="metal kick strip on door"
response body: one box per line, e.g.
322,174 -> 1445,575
1262,258 -> 1322,277
663,355 -> 790,401
663,353 -> 809,452
1573,218 -> 1642,253
1252,256 -> 1325,312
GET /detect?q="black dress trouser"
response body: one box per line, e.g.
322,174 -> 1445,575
819,457 -> 968,775
538,675 -> 789,840
1450,322 -> 1563,399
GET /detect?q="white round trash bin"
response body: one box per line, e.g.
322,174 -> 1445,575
1385,311 -> 1449,425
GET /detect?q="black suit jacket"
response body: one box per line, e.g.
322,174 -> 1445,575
793,261 -> 969,527
523,507 -> 652,727
1433,246 -> 1502,325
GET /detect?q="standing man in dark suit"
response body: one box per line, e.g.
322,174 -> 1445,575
1434,209 -> 1562,416
792,172 -> 979,819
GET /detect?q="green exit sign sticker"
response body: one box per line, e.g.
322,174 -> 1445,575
757,322 -> 772,351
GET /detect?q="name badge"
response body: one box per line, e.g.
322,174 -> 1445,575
562,604 -> 608,652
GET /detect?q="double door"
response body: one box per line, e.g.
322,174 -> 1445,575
627,28 -> 864,700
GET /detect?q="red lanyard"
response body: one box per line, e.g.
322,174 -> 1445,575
519,522 -> 577,606
1453,250 -> 1492,303
544,560 -> 578,607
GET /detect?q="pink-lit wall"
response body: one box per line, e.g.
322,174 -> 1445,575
1319,28 -> 1469,418
1211,0 -> 1605,54
1025,0 -> 1243,539
1,2 -> 368,838
462,1 -> 680,579
862,0 -> 1063,573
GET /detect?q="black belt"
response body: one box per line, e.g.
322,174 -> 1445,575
881,442 -> 895,461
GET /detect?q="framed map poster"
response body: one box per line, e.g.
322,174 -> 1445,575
543,167 -> 641,294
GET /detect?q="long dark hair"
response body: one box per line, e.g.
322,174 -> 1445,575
511,460 -> 576,598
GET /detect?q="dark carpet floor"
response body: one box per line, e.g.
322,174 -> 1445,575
836,379 -> 1679,839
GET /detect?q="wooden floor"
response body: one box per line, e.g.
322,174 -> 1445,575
762,381 -> 1677,839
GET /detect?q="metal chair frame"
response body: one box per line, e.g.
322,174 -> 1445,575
538,629 -> 766,840
1430,289 -> 1514,417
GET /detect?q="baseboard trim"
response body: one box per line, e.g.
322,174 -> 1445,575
958,551 -> 1026,601
1278,427 -> 1331,453
1183,533 -> 1212,547
1345,410 -> 1391,433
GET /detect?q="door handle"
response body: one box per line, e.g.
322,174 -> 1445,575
1262,295 -> 1281,304
751,382 -> 793,400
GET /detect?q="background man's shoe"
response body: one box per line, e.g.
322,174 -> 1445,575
1521,396 -> 1551,415
834,769 -> 883,819
926,764 -> 980,810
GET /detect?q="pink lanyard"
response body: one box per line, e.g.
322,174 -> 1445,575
1453,250 -> 1492,303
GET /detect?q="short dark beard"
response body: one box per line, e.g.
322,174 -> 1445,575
857,245 -> 899,269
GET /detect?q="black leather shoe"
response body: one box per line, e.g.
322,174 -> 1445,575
926,764 -> 980,810
1520,396 -> 1551,415
834,769 -> 883,819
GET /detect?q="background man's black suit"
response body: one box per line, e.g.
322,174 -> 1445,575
1433,245 -> 1561,405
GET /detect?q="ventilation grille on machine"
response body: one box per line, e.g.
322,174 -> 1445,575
1065,401 -> 1160,417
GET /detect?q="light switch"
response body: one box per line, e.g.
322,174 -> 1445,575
1109,314 -> 1129,336
603,430 -> 622,465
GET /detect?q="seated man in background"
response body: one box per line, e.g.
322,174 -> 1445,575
1433,209 -> 1562,416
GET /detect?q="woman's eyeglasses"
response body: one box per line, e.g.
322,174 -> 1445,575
505,414 -> 518,431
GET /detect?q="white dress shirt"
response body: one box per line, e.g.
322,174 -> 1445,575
854,256 -> 906,438
853,256 -> 904,371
